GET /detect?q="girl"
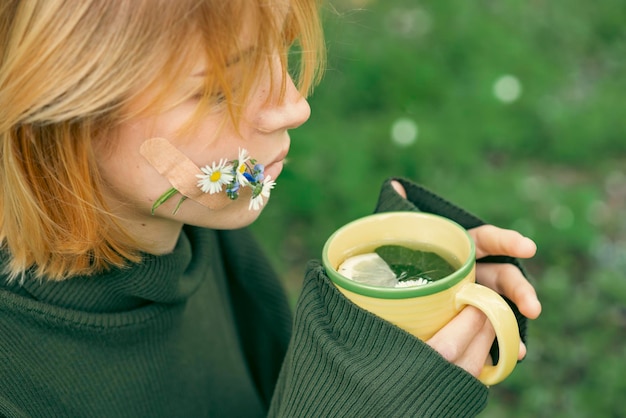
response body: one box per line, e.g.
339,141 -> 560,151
0,1 -> 541,417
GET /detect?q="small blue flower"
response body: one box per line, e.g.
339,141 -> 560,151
226,181 -> 240,200
243,172 -> 255,183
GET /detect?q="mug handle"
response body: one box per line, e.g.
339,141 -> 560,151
454,283 -> 520,386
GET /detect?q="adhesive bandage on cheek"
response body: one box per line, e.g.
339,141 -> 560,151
139,137 -> 276,214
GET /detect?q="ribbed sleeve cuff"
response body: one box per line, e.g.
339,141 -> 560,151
269,262 -> 488,418
374,178 -> 485,229
374,177 -> 529,358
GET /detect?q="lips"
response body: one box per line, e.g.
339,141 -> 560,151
264,144 -> 289,180
272,145 -> 290,165
264,158 -> 285,180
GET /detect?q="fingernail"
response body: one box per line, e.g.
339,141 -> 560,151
523,237 -> 537,252
527,297 -> 542,318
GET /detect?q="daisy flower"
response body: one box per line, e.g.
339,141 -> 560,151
260,175 -> 275,198
248,175 -> 276,211
196,158 -> 235,194
234,148 -> 251,185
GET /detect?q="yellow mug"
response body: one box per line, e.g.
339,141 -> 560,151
322,211 -> 520,386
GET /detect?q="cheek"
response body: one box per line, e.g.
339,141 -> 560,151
173,123 -> 245,167
95,137 -> 171,206
100,159 -> 153,202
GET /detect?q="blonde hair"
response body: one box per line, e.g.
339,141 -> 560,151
0,0 -> 325,281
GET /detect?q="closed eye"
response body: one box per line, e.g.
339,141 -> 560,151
190,89 -> 227,105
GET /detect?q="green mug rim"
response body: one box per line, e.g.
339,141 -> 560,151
322,212 -> 476,299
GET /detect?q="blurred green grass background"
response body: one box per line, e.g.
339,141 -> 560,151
252,1 -> 626,416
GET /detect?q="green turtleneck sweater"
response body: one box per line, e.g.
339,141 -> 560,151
0,179 -> 528,417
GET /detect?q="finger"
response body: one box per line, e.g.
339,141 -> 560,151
426,306 -> 487,363
469,225 -> 537,259
485,354 -> 493,367
456,325 -> 529,377
518,341 -> 527,361
390,180 -> 407,199
476,263 -> 542,319
455,319 -> 496,378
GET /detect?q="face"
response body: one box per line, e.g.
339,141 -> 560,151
93,52 -> 311,254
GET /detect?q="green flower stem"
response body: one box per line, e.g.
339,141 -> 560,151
151,187 -> 179,215
172,196 -> 187,215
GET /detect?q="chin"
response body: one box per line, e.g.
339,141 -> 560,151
185,199 -> 266,230
209,213 -> 263,230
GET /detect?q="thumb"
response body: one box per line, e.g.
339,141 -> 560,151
391,180 -> 407,199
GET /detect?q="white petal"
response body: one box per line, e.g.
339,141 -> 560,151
261,176 -> 276,198
208,182 -> 223,194
249,195 -> 264,210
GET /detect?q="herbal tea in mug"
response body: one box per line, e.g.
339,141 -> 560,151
337,242 -> 460,289
322,211 -> 521,385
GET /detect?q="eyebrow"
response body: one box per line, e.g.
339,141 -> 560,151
191,46 -> 256,77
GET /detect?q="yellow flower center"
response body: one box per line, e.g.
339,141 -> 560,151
238,164 -> 246,174
210,171 -> 222,182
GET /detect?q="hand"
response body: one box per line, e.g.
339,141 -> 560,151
390,181 -> 542,378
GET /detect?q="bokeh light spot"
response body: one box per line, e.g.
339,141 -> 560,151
605,170 -> 626,197
510,218 -> 536,238
390,118 -> 418,147
493,75 -> 522,103
550,205 -> 575,230
518,175 -> 546,201
385,7 -> 433,39
587,200 -> 610,225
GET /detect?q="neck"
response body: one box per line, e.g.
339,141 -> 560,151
125,218 -> 183,255
110,204 -> 184,255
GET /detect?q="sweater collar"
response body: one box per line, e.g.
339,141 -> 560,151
3,226 -> 215,313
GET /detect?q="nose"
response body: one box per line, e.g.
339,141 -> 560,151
253,73 -> 311,133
